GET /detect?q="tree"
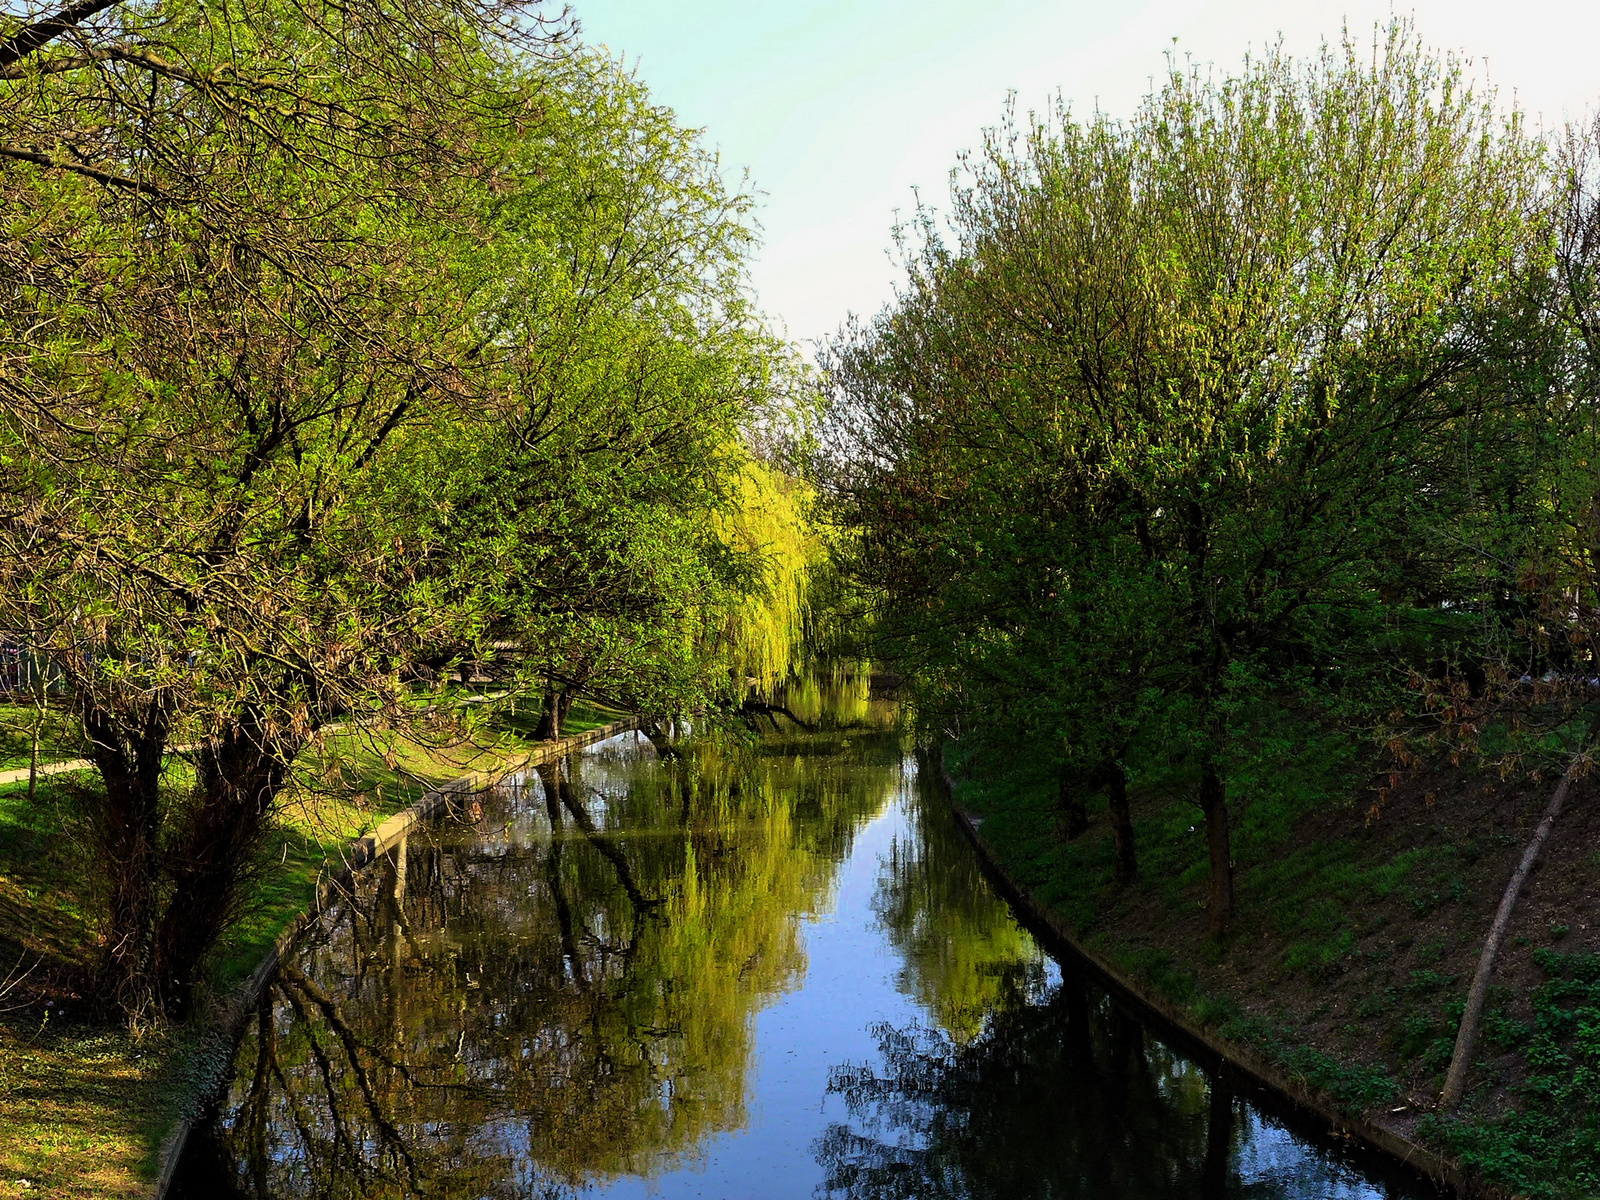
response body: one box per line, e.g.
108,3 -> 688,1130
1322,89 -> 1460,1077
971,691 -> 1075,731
825,23 -> 1544,930
0,0 -> 800,1019
430,49 -> 821,735
1426,107 -> 1600,1110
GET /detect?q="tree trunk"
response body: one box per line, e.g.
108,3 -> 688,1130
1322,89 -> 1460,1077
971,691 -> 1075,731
1199,755 -> 1233,933
1055,768 -> 1089,840
152,720 -> 298,1017
26,689 -> 43,805
1105,756 -> 1138,886
533,680 -> 557,740
81,698 -> 171,1018
534,679 -> 568,740
1439,752 -> 1581,1108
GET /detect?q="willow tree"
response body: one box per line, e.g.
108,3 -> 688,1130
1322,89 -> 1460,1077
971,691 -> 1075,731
827,24 -> 1545,929
439,53 -> 819,732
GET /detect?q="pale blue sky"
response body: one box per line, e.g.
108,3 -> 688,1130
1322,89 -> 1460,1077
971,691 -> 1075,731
572,1 -> 1600,353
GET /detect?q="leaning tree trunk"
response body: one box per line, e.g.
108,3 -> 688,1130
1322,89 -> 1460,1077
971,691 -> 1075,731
1439,752 -> 1582,1108
1198,754 -> 1233,933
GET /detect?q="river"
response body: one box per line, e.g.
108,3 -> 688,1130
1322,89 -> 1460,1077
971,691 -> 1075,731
173,702 -> 1446,1199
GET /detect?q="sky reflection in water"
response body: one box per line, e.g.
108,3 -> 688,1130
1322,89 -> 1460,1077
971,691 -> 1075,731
178,717 -> 1441,1200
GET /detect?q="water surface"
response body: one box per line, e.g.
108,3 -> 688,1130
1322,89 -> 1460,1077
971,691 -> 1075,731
176,719 -> 1443,1199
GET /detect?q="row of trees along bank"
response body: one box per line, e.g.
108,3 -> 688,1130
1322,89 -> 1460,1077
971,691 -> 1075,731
821,24 -> 1600,1111
0,0 -> 820,1023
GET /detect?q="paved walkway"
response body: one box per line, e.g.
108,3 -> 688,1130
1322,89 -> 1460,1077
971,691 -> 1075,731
0,757 -> 93,786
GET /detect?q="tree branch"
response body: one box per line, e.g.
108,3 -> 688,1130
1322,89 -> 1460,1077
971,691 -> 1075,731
0,145 -> 162,197
0,0 -> 121,69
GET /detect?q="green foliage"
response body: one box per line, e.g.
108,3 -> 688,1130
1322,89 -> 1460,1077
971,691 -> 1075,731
0,0 -> 815,1018
439,49 -> 820,717
822,19 -> 1552,936
875,776 -> 1048,1041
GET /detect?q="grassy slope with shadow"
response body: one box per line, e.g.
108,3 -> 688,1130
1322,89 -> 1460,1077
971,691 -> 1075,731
951,711 -> 1600,1200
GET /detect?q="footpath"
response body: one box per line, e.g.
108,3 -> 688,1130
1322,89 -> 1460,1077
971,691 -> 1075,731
0,758 -> 92,787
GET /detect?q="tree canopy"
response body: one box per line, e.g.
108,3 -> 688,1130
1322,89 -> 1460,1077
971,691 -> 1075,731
0,0 -> 818,1019
822,24 -> 1563,930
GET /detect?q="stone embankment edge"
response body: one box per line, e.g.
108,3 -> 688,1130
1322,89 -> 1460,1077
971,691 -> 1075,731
149,716 -> 642,1199
931,758 -> 1519,1200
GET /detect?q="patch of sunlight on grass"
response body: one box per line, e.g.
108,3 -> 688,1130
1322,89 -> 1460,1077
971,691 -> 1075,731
0,1021 -> 176,1199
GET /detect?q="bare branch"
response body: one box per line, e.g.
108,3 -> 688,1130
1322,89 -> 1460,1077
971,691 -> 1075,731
0,0 -> 120,69
0,145 -> 162,197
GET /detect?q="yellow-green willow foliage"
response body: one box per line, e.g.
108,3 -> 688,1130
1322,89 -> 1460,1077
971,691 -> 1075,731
713,454 -> 822,696
876,776 -> 1046,1043
783,672 -> 878,728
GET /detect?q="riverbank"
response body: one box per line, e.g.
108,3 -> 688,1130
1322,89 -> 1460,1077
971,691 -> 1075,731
937,733 -> 1600,1200
0,702 -> 626,1200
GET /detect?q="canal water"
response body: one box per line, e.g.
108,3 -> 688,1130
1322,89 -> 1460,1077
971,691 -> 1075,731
174,707 -> 1444,1199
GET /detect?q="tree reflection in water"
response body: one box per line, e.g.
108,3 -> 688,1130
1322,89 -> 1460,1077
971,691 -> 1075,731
819,783 -> 1421,1200
817,986 -> 1240,1200
872,773 -> 1051,1042
179,718 -> 905,1199
177,706 -> 1433,1200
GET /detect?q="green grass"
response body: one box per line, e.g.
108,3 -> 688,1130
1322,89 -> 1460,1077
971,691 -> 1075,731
1421,950 -> 1600,1200
0,775 -> 169,1198
0,702 -> 82,773
0,1019 -> 191,1199
0,777 -> 97,977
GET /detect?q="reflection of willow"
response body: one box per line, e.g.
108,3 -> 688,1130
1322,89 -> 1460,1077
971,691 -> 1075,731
202,728 -> 901,1198
817,975 -> 1269,1200
776,674 -> 893,731
873,771 -> 1046,1041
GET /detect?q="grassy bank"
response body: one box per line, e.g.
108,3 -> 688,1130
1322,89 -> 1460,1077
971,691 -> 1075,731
0,698 -> 622,1199
949,721 -> 1600,1200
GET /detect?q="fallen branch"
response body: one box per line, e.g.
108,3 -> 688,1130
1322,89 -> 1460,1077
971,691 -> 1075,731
1440,749 -> 1585,1108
